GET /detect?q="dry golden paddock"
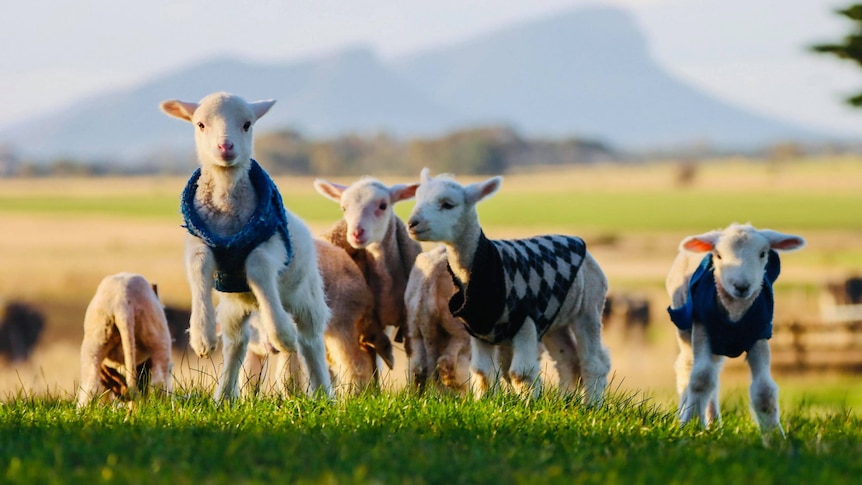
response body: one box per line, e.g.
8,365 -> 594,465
0,157 -> 860,402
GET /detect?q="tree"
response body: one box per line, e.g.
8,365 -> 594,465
812,4 -> 862,106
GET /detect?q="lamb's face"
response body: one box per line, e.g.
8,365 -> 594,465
192,94 -> 257,168
159,92 -> 275,169
711,226 -> 772,301
408,178 -> 469,243
340,180 -> 396,248
681,223 -> 805,303
314,178 -> 418,249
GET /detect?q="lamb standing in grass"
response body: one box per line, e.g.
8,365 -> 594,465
160,92 -> 331,400
78,273 -> 172,407
666,223 -> 805,435
405,246 -> 472,393
407,169 -> 610,402
314,177 -> 422,370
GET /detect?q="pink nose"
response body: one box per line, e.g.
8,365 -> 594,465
351,228 -> 365,240
218,141 -> 234,152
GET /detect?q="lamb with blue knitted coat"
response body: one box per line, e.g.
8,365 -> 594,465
666,223 -> 805,435
407,169 -> 611,403
160,92 -> 332,400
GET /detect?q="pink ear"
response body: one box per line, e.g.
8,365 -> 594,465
761,230 -> 806,252
159,100 -> 198,122
681,238 -> 714,252
313,179 -> 347,203
390,183 -> 419,203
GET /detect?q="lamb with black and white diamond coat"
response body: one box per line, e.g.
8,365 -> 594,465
407,169 -> 611,403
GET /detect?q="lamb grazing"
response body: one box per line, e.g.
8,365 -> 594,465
77,273 -> 172,407
314,177 -> 422,369
160,92 -> 332,400
407,169 -> 611,403
245,238 -> 377,395
666,223 -> 805,435
404,246 -> 472,393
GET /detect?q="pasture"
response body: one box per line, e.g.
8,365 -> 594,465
0,157 -> 860,483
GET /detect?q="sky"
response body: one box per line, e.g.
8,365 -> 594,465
1,0 -> 860,135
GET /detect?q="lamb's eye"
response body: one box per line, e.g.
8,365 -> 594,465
197,122 -> 205,131
760,251 -> 767,259
378,202 -> 388,211
440,201 -> 455,210
714,252 -> 722,260
243,121 -> 251,131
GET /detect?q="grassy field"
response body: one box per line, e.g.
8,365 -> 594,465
0,390 -> 860,484
0,157 -> 860,483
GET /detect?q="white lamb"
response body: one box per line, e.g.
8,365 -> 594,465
314,177 -> 422,370
406,169 -> 610,403
404,246 -> 472,393
666,223 -> 805,435
160,92 -> 332,400
78,272 -> 172,407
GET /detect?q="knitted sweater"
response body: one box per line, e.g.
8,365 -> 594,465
667,251 -> 780,358
181,160 -> 292,293
448,232 -> 587,344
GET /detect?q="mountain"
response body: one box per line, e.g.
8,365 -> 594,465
0,6 -> 825,163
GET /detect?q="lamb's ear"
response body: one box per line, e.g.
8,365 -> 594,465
419,168 -> 432,183
680,231 -> 721,253
249,99 -> 276,121
390,183 -> 419,203
464,176 -> 502,206
761,230 -> 806,252
313,179 -> 347,203
159,100 -> 198,122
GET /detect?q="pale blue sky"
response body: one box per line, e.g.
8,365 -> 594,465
1,0 -> 859,135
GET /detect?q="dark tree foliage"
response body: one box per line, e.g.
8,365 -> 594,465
812,4 -> 862,106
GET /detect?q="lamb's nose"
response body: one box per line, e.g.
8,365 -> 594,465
407,217 -> 419,229
734,282 -> 750,296
218,141 -> 234,151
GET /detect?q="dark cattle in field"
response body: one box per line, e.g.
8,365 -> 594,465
824,276 -> 862,306
163,305 -> 191,350
0,301 -> 45,362
603,292 -> 651,335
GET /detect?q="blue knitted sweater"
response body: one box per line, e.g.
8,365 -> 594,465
667,251 -> 780,357
181,160 -> 292,293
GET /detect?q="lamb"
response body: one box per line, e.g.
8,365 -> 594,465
245,238 -> 377,395
666,223 -> 805,435
404,245 -> 472,393
406,169 -> 610,403
77,273 -> 172,406
160,92 -> 331,400
313,177 -> 422,370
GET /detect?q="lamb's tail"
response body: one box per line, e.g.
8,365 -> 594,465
115,302 -> 138,398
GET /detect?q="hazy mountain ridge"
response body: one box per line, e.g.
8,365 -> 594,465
0,6 -> 827,163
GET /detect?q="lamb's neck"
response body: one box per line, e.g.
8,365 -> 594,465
715,276 -> 761,323
364,217 -> 397,263
444,216 -> 483,286
197,162 -> 256,215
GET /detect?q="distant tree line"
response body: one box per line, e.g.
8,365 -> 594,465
253,125 -> 615,176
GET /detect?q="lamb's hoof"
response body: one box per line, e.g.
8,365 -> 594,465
190,336 -> 218,358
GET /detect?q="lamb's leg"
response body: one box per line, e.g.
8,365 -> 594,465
508,319 -> 542,398
114,307 -> 138,399
407,318 -> 431,391
680,323 -> 724,428
213,302 -> 250,402
185,240 -> 219,357
77,328 -> 110,407
675,329 -> 694,418
245,249 -> 298,354
572,311 -> 611,406
747,339 -> 784,437
147,337 -> 173,398
542,325 -> 581,394
281,278 -> 333,399
470,337 -> 497,399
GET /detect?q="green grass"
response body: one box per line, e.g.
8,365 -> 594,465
0,187 -> 859,233
1,390 -> 860,484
